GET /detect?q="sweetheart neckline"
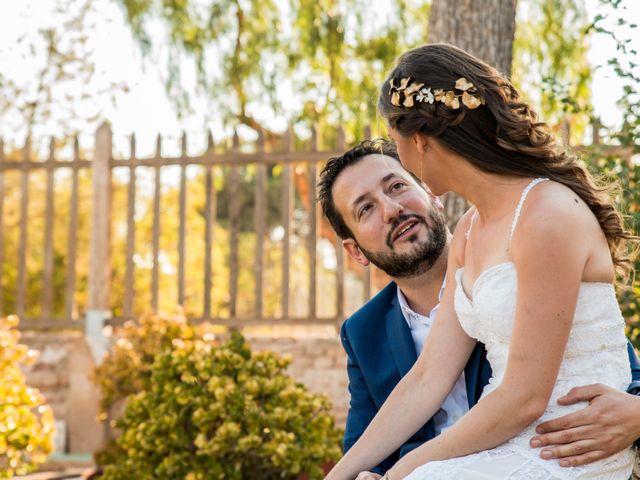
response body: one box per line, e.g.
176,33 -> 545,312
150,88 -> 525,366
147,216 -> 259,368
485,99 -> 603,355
454,261 -> 614,305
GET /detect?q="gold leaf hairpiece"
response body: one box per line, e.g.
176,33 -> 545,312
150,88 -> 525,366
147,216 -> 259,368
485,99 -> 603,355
389,76 -> 484,110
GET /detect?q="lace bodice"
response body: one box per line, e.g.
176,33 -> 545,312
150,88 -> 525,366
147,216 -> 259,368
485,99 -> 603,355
448,262 -> 633,478
455,261 -> 631,417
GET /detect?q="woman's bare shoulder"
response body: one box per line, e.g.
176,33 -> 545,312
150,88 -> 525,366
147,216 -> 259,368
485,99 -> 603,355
514,180 -> 600,258
520,180 -> 596,230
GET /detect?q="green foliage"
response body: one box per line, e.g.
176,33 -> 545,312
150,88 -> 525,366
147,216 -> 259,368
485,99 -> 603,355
584,155 -> 640,349
0,316 -> 54,478
100,331 -> 342,480
582,1 -> 640,349
0,0 -> 127,138
118,0 -> 427,140
92,311 -> 218,416
512,0 -> 593,139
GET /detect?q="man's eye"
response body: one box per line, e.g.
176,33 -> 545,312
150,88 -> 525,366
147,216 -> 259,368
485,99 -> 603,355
391,182 -> 406,191
359,205 -> 372,217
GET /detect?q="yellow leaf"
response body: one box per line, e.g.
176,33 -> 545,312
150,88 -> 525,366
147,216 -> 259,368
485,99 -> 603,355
455,77 -> 474,91
443,91 -> 460,109
462,91 -> 482,109
404,82 -> 424,95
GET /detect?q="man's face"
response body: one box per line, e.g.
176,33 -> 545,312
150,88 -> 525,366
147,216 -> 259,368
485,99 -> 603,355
331,154 -> 448,278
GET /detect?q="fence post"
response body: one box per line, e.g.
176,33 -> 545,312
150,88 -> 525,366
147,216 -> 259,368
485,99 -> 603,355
86,122 -> 113,364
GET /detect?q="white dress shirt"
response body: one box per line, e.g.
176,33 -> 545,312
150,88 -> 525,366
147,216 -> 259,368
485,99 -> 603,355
397,285 -> 470,435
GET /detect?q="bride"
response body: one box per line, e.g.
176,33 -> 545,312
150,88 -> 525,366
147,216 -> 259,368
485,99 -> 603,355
325,44 -> 638,479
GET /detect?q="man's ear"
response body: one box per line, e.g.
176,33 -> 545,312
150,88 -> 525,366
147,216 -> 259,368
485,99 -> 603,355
342,238 -> 370,267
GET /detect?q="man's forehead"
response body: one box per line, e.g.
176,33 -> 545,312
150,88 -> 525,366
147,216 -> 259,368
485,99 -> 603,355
338,154 -> 408,186
332,154 -> 411,210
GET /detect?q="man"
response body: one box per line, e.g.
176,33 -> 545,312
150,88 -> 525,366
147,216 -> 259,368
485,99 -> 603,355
317,138 -> 640,476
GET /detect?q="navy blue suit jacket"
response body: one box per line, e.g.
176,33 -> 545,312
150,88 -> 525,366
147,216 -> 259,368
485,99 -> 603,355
341,281 -> 640,475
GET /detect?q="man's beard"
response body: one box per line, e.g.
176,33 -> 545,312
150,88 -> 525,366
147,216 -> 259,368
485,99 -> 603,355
357,211 -> 447,279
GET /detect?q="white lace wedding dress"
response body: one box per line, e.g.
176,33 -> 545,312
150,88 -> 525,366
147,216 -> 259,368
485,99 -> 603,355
404,179 -> 635,479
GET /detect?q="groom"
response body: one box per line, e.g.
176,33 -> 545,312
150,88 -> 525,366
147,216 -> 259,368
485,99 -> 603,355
318,138 -> 640,476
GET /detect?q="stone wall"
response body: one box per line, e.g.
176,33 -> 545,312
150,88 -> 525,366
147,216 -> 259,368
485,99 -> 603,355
20,330 -> 350,454
19,331 -> 105,454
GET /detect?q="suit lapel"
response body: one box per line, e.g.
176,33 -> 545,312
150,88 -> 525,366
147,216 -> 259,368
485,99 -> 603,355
386,292 -> 417,377
386,288 -> 436,441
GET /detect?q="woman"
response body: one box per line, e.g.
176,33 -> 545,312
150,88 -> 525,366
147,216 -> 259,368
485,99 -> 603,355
325,44 -> 637,479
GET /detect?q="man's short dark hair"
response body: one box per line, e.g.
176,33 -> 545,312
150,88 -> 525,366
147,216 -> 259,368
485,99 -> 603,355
318,138 -> 403,240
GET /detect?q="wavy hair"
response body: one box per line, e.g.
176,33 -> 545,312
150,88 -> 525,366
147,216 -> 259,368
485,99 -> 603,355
377,43 -> 637,276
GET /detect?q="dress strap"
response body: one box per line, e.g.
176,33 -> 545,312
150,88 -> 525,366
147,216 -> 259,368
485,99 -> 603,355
509,177 -> 549,244
465,209 -> 478,240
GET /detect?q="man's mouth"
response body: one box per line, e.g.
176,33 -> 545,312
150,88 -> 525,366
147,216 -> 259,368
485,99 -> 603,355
392,220 -> 421,242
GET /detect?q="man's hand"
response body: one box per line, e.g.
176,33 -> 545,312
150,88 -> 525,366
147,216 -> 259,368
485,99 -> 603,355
355,472 -> 382,480
529,383 -> 640,467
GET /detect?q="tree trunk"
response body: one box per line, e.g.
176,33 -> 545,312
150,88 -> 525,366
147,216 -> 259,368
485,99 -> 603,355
427,0 -> 518,228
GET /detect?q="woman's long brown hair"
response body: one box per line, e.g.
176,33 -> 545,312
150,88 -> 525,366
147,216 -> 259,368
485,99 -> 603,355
378,43 -> 637,277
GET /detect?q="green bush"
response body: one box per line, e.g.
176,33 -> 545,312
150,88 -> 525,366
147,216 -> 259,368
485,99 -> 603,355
93,312 -> 218,417
0,315 -> 54,478
585,154 -> 640,350
100,332 -> 342,480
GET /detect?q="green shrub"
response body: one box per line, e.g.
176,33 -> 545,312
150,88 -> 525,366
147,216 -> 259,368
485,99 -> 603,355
101,332 -> 342,480
585,154 -> 640,350
93,312 -> 220,468
93,312 -> 218,417
0,315 -> 54,478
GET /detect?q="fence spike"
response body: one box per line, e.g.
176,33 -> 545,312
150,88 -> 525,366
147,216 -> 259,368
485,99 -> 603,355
181,131 -> 187,157
310,124 -> 318,152
591,117 -> 600,146
130,133 -> 136,160
73,136 -> 80,160
207,129 -> 215,153
283,124 -> 295,153
256,127 -> 265,153
48,137 -> 55,162
22,134 -> 31,162
155,133 -> 162,158
232,129 -> 240,152
336,125 -> 345,151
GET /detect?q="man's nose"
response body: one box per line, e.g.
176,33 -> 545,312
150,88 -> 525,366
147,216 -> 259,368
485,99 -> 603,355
381,197 -> 403,223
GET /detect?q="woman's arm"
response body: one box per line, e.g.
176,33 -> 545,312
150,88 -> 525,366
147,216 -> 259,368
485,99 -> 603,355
385,189 -> 594,478
325,214 -> 478,480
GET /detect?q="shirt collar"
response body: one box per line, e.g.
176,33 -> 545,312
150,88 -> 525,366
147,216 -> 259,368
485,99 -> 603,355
396,277 -> 445,330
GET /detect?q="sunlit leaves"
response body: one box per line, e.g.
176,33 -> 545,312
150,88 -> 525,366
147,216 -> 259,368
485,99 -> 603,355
0,316 -> 55,478
100,331 -> 342,479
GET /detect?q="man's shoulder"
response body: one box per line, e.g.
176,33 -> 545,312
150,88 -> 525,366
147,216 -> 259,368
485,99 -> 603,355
342,281 -> 398,334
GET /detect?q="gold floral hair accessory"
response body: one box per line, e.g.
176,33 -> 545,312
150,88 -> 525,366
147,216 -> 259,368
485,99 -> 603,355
389,76 -> 485,110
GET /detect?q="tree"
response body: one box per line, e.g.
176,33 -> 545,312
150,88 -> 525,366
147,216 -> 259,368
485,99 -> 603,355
427,0 -> 518,226
117,0 -> 429,143
0,0 -> 126,141
428,0 -> 518,77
